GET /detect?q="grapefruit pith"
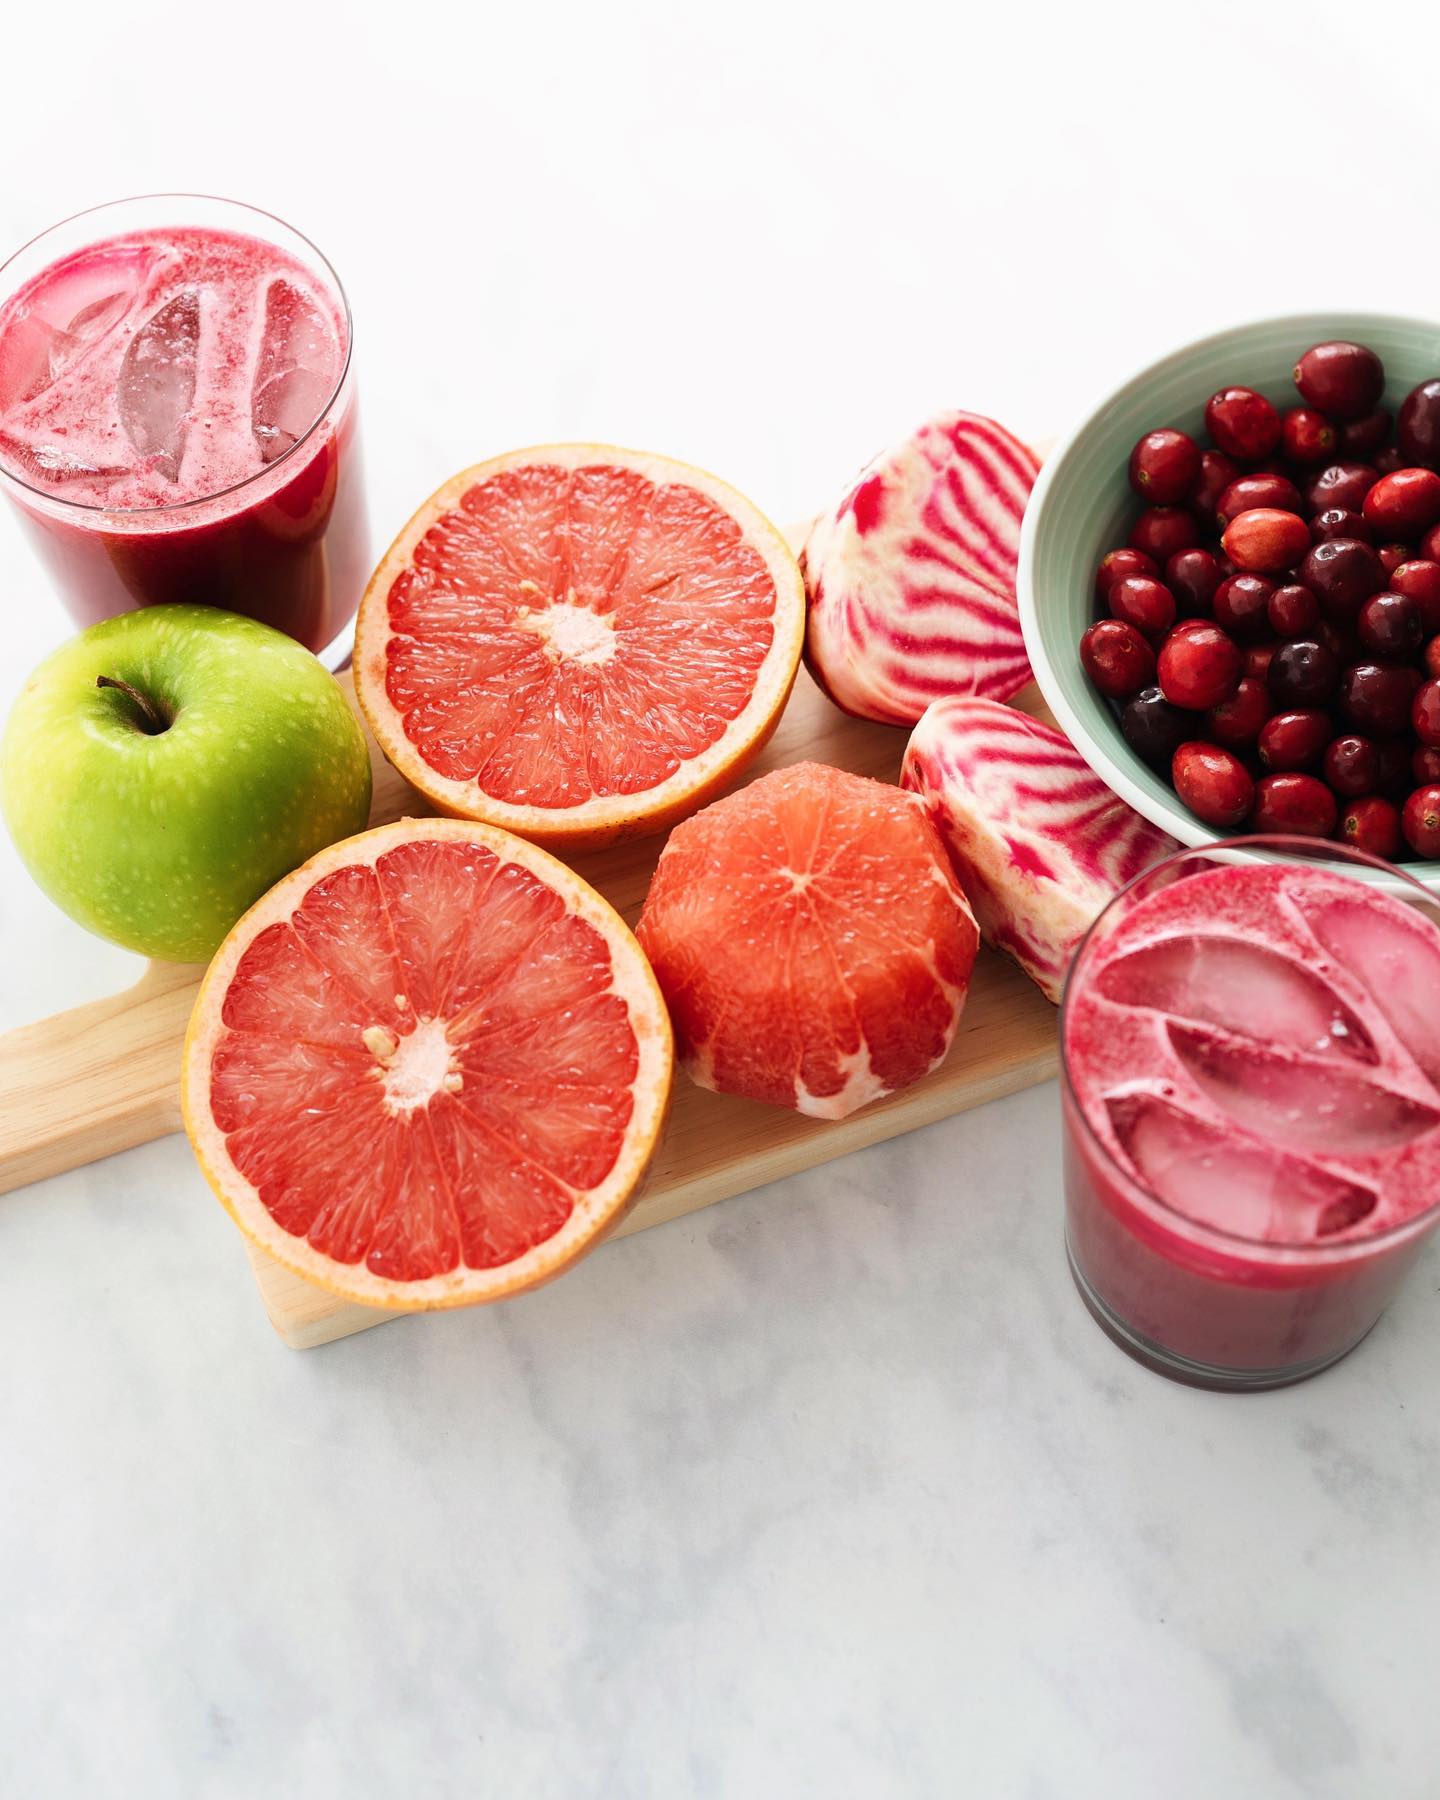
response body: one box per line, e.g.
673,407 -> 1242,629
636,762 -> 980,1119
181,818 -> 672,1310
354,444 -> 806,848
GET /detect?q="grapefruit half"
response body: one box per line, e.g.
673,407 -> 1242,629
181,818 -> 673,1310
354,445 -> 806,848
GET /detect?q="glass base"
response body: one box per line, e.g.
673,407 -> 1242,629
318,616 -> 356,674
1065,1237 -> 1373,1393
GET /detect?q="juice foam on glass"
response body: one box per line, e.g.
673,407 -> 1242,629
0,197 -> 367,658
1062,846 -> 1440,1388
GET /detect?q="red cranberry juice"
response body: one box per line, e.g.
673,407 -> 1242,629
0,226 -> 368,654
1063,862 -> 1440,1375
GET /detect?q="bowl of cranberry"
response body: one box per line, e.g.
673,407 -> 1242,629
1018,314 -> 1440,881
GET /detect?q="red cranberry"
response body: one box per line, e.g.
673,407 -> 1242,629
1216,473 -> 1304,528
1310,507 -> 1372,545
1299,538 -> 1385,620
1081,619 -> 1156,699
1245,642 -> 1278,682
1402,785 -> 1440,858
1096,546 -> 1161,600
1378,543 -> 1410,576
1252,772 -> 1338,838
1128,429 -> 1201,504
1222,508 -> 1310,574
1374,446 -> 1407,474
1109,575 -> 1176,639
1414,746 -> 1440,784
1205,387 -> 1281,462
1427,637 -> 1440,679
1306,462 -> 1379,515
1165,548 -> 1223,618
1357,591 -> 1422,658
1172,741 -> 1254,829
1207,677 -> 1272,747
1376,738 -> 1413,797
1339,796 -> 1402,861
1414,678 -> 1440,747
1398,380 -> 1440,468
1341,662 -> 1422,736
1324,735 -> 1381,798
1338,409 -> 1391,458
1157,622 -> 1242,710
1269,637 -> 1340,706
1258,709 -> 1332,772
1212,573 -> 1275,641
1120,686 -> 1192,770
1391,561 -> 1440,633
1363,467 -> 1440,539
1130,506 -> 1201,563
1293,341 -> 1385,422
1281,407 -> 1338,467
1267,584 -> 1319,637
1424,523 -> 1440,562
1192,449 -> 1241,525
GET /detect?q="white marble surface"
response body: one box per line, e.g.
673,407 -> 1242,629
4,3 -> 1440,1794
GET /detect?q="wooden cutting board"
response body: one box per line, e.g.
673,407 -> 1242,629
0,538 -> 1061,1348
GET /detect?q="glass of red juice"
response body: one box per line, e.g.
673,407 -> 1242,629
1061,835 -> 1440,1391
0,195 -> 368,664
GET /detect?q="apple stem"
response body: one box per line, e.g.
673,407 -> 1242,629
96,675 -> 169,736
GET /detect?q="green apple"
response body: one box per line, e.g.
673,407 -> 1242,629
2,605 -> 373,963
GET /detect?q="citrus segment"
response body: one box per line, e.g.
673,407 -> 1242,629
182,819 -> 672,1308
636,762 -> 980,1119
356,445 -> 806,847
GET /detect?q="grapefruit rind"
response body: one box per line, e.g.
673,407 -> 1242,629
353,443 -> 807,849
180,816 -> 673,1311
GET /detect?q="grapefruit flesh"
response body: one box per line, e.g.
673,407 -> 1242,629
636,761 -> 980,1118
355,445 -> 806,847
181,819 -> 672,1309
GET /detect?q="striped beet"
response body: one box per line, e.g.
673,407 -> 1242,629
801,411 -> 1040,724
901,697 -> 1178,1002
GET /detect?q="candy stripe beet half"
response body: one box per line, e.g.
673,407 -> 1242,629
181,819 -> 673,1310
636,762 -> 979,1118
802,411 -> 1040,724
902,697 -> 1178,1002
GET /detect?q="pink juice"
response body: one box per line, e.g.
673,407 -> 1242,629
0,213 -> 368,655
1062,857 -> 1440,1386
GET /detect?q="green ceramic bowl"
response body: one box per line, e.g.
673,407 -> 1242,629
1017,311 -> 1440,888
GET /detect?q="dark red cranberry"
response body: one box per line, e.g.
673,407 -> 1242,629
1415,746 -> 1440,784
1378,543 -> 1410,576
1427,637 -> 1440,680
1338,409 -> 1391,458
1414,678 -> 1440,747
1424,523 -> 1440,562
1341,662 -> 1422,736
1339,796 -> 1402,861
1096,546 -> 1161,600
1120,686 -> 1192,770
1206,677 -> 1272,747
1267,583 -> 1319,637
1281,407 -> 1337,467
1306,462 -> 1379,515
1310,507 -> 1372,545
1216,473 -> 1304,527
1402,785 -> 1440,858
1374,445 -> 1407,474
1398,380 -> 1440,468
1165,548 -> 1223,618
1172,741 -> 1254,829
1191,449 -> 1241,524
1157,622 -> 1242,710
1081,619 -> 1155,699
1293,341 -> 1385,422
1205,387 -> 1282,462
1391,561 -> 1440,632
1129,506 -> 1202,563
1316,619 -> 1361,665
1269,638 -> 1340,707
1258,709 -> 1332,772
1324,735 -> 1381,798
1212,573 -> 1275,641
1363,467 -> 1440,539
1128,429 -> 1202,504
1223,508 -> 1310,574
1109,575 -> 1176,639
1245,642 -> 1278,682
1357,591 -> 1422,658
1299,538 -> 1385,620
1252,772 -> 1338,838
1375,738 -> 1413,797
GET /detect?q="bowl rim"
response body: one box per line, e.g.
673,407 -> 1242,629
1016,306 -> 1440,893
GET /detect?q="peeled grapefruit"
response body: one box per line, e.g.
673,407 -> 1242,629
635,761 -> 979,1118
354,445 -> 806,848
181,818 -> 672,1310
